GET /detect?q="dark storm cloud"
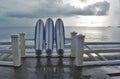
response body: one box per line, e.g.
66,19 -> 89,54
6,0 -> 110,18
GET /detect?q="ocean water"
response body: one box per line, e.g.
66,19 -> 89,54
1,26 -> 120,55
0,26 -> 120,42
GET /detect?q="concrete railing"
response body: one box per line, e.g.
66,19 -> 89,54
1,32 -> 120,67
70,32 -> 120,67
19,32 -> 120,66
0,35 -> 21,67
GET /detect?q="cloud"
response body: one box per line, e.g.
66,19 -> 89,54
0,0 -> 110,26
4,0 -> 110,18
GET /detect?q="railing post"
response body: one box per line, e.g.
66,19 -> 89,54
75,34 -> 85,66
20,33 -> 25,57
71,32 -> 77,57
11,35 -> 21,67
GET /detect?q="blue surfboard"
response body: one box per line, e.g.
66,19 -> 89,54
55,18 -> 65,56
45,18 -> 54,56
34,19 -> 44,56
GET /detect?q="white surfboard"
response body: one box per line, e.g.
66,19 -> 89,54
45,18 -> 54,56
34,19 -> 44,56
55,18 -> 65,56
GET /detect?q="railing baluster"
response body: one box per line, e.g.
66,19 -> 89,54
71,32 -> 77,57
75,34 -> 85,66
20,33 -> 25,57
11,35 -> 21,67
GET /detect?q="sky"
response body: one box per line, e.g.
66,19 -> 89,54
0,0 -> 119,27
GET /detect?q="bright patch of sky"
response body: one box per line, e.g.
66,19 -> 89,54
65,0 -> 108,9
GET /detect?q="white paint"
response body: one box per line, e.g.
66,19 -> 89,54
35,19 -> 44,50
71,32 -> 77,57
55,19 -> 65,51
45,18 -> 54,50
20,33 -> 25,57
75,34 -> 85,66
11,35 -> 21,67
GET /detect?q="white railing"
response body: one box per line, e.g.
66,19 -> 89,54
1,32 -> 120,67
0,35 -> 21,67
71,32 -> 120,67
20,32 -> 120,66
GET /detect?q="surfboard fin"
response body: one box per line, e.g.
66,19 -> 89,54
36,50 -> 42,56
57,49 -> 64,57
46,49 -> 52,56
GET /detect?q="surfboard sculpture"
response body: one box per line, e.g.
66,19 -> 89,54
55,18 -> 65,56
34,19 -> 44,56
45,18 -> 54,56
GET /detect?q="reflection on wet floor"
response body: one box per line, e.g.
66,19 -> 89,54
35,57 -> 89,79
0,58 -> 93,79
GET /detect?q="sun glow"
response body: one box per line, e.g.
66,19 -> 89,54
76,16 -> 106,27
63,0 -> 108,27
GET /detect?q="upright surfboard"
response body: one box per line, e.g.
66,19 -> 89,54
45,18 -> 54,56
34,19 -> 44,56
55,18 -> 65,56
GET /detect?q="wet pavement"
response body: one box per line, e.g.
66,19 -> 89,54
0,57 -> 111,79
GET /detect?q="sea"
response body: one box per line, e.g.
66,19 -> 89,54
0,26 -> 120,42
